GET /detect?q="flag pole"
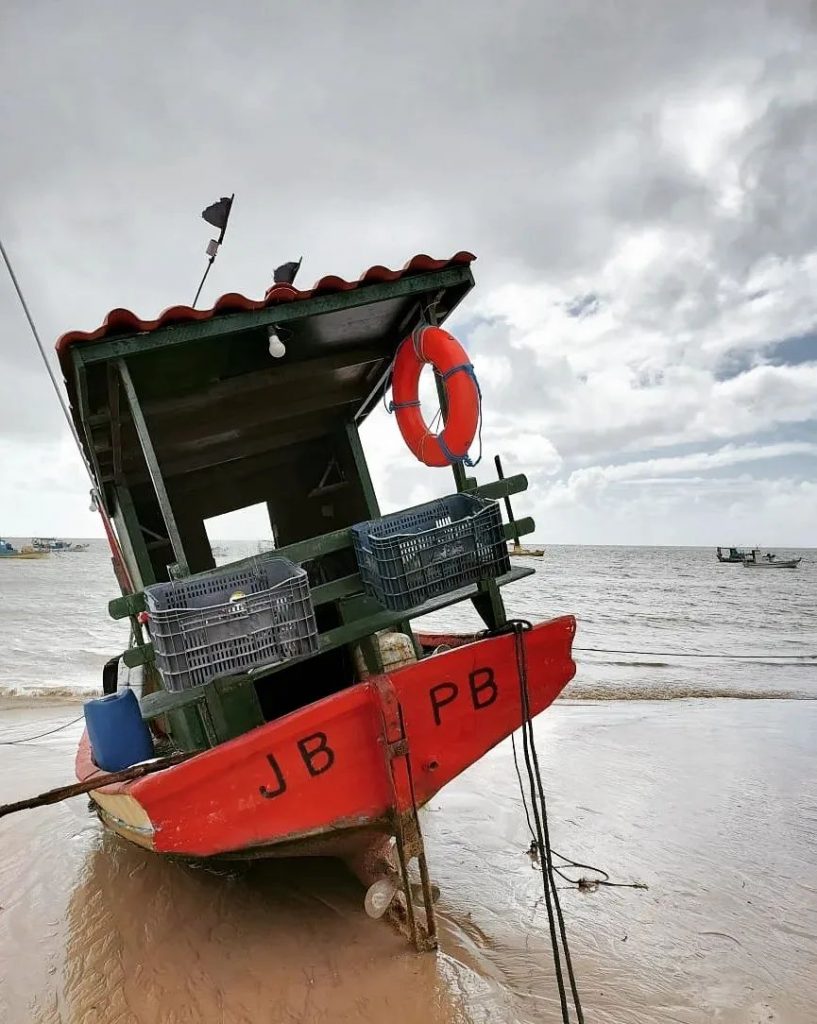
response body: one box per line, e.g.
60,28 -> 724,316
192,193 -> 234,308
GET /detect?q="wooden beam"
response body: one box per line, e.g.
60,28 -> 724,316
109,513 -> 535,622
107,363 -> 123,484
117,359 -> 189,576
150,418 -> 337,481
140,346 -> 385,422
120,564 -> 534,670
113,484 -> 156,586
80,267 -> 474,367
73,356 -> 108,509
149,381 -> 369,455
344,420 -> 380,517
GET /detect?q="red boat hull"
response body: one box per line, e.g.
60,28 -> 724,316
77,617 -> 576,858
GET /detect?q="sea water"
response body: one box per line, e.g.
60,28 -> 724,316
1,540 -> 813,701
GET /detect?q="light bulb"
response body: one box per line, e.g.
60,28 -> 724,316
268,327 -> 286,359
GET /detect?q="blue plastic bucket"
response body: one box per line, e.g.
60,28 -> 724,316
84,688 -> 154,772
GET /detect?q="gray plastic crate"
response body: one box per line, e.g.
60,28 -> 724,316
144,555 -> 318,691
351,494 -> 511,612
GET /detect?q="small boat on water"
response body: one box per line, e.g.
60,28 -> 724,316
31,537 -> 89,552
716,546 -> 753,563
57,249 -> 577,949
509,542 -> 545,558
0,538 -> 49,559
742,550 -> 801,569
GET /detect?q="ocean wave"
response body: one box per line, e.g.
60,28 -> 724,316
0,684 -> 100,703
563,685 -> 814,701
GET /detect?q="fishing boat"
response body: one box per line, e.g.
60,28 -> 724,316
742,550 -> 801,569
716,546 -> 753,563
0,538 -> 49,559
57,250 -> 576,949
509,542 -> 545,558
31,537 -> 89,552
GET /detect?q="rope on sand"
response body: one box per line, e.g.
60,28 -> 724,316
0,715 -> 85,746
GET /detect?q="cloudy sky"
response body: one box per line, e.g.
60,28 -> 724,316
1,1 -> 816,545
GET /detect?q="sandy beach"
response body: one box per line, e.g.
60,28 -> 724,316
2,695 -> 815,1023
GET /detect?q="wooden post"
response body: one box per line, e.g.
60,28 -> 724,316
117,359 -> 189,576
113,484 -> 157,586
494,454 -> 520,547
345,420 -> 380,517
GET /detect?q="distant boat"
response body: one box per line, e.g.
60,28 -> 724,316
0,538 -> 48,559
31,537 -> 89,552
508,542 -> 545,558
716,546 -> 753,563
742,550 -> 801,569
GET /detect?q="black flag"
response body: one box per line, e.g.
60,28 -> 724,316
273,258 -> 302,285
192,193 -> 235,308
201,196 -> 234,233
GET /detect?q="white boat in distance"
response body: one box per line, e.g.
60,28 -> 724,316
742,550 -> 801,569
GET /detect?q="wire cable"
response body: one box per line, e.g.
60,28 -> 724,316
1,234 -> 134,589
0,714 -> 85,746
0,237 -> 90,471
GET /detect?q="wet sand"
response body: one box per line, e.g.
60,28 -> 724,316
1,697 -> 816,1023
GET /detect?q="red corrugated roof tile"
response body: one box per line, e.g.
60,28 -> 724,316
55,251 -> 476,358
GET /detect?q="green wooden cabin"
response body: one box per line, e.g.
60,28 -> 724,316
58,253 -> 536,751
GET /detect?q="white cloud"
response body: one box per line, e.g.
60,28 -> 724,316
2,1 -> 817,546
559,441 -> 817,487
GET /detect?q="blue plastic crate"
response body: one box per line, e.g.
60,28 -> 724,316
351,494 -> 511,612
144,555 -> 318,691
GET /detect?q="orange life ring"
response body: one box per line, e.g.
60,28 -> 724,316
389,326 -> 481,467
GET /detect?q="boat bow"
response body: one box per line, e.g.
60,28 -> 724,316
79,616 -> 576,858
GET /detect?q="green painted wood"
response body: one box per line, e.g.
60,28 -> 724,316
73,359 -> 109,511
137,563 -> 533,749
141,686 -> 204,718
167,706 -> 210,753
505,516 -> 534,540
107,512 -> 534,622
311,572 -> 362,605
123,643 -> 154,668
472,474 -> 527,501
140,673 -> 261,749
114,484 -> 156,585
471,579 -> 507,630
204,675 -> 266,741
344,420 -> 380,517
141,685 -> 210,752
494,454 -> 520,546
109,569 -> 363,621
80,267 -> 475,367
109,592 -> 145,619
235,565 -> 535,688
117,359 -> 190,576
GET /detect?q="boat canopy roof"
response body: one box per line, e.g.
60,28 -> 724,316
57,252 -> 474,490
55,251 -> 476,583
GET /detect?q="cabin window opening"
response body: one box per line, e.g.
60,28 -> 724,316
203,504 -> 276,565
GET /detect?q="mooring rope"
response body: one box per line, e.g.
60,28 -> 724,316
507,618 -> 584,1024
0,714 -> 85,746
0,234 -> 134,589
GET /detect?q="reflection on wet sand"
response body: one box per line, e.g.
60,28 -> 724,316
56,838 -> 472,1024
